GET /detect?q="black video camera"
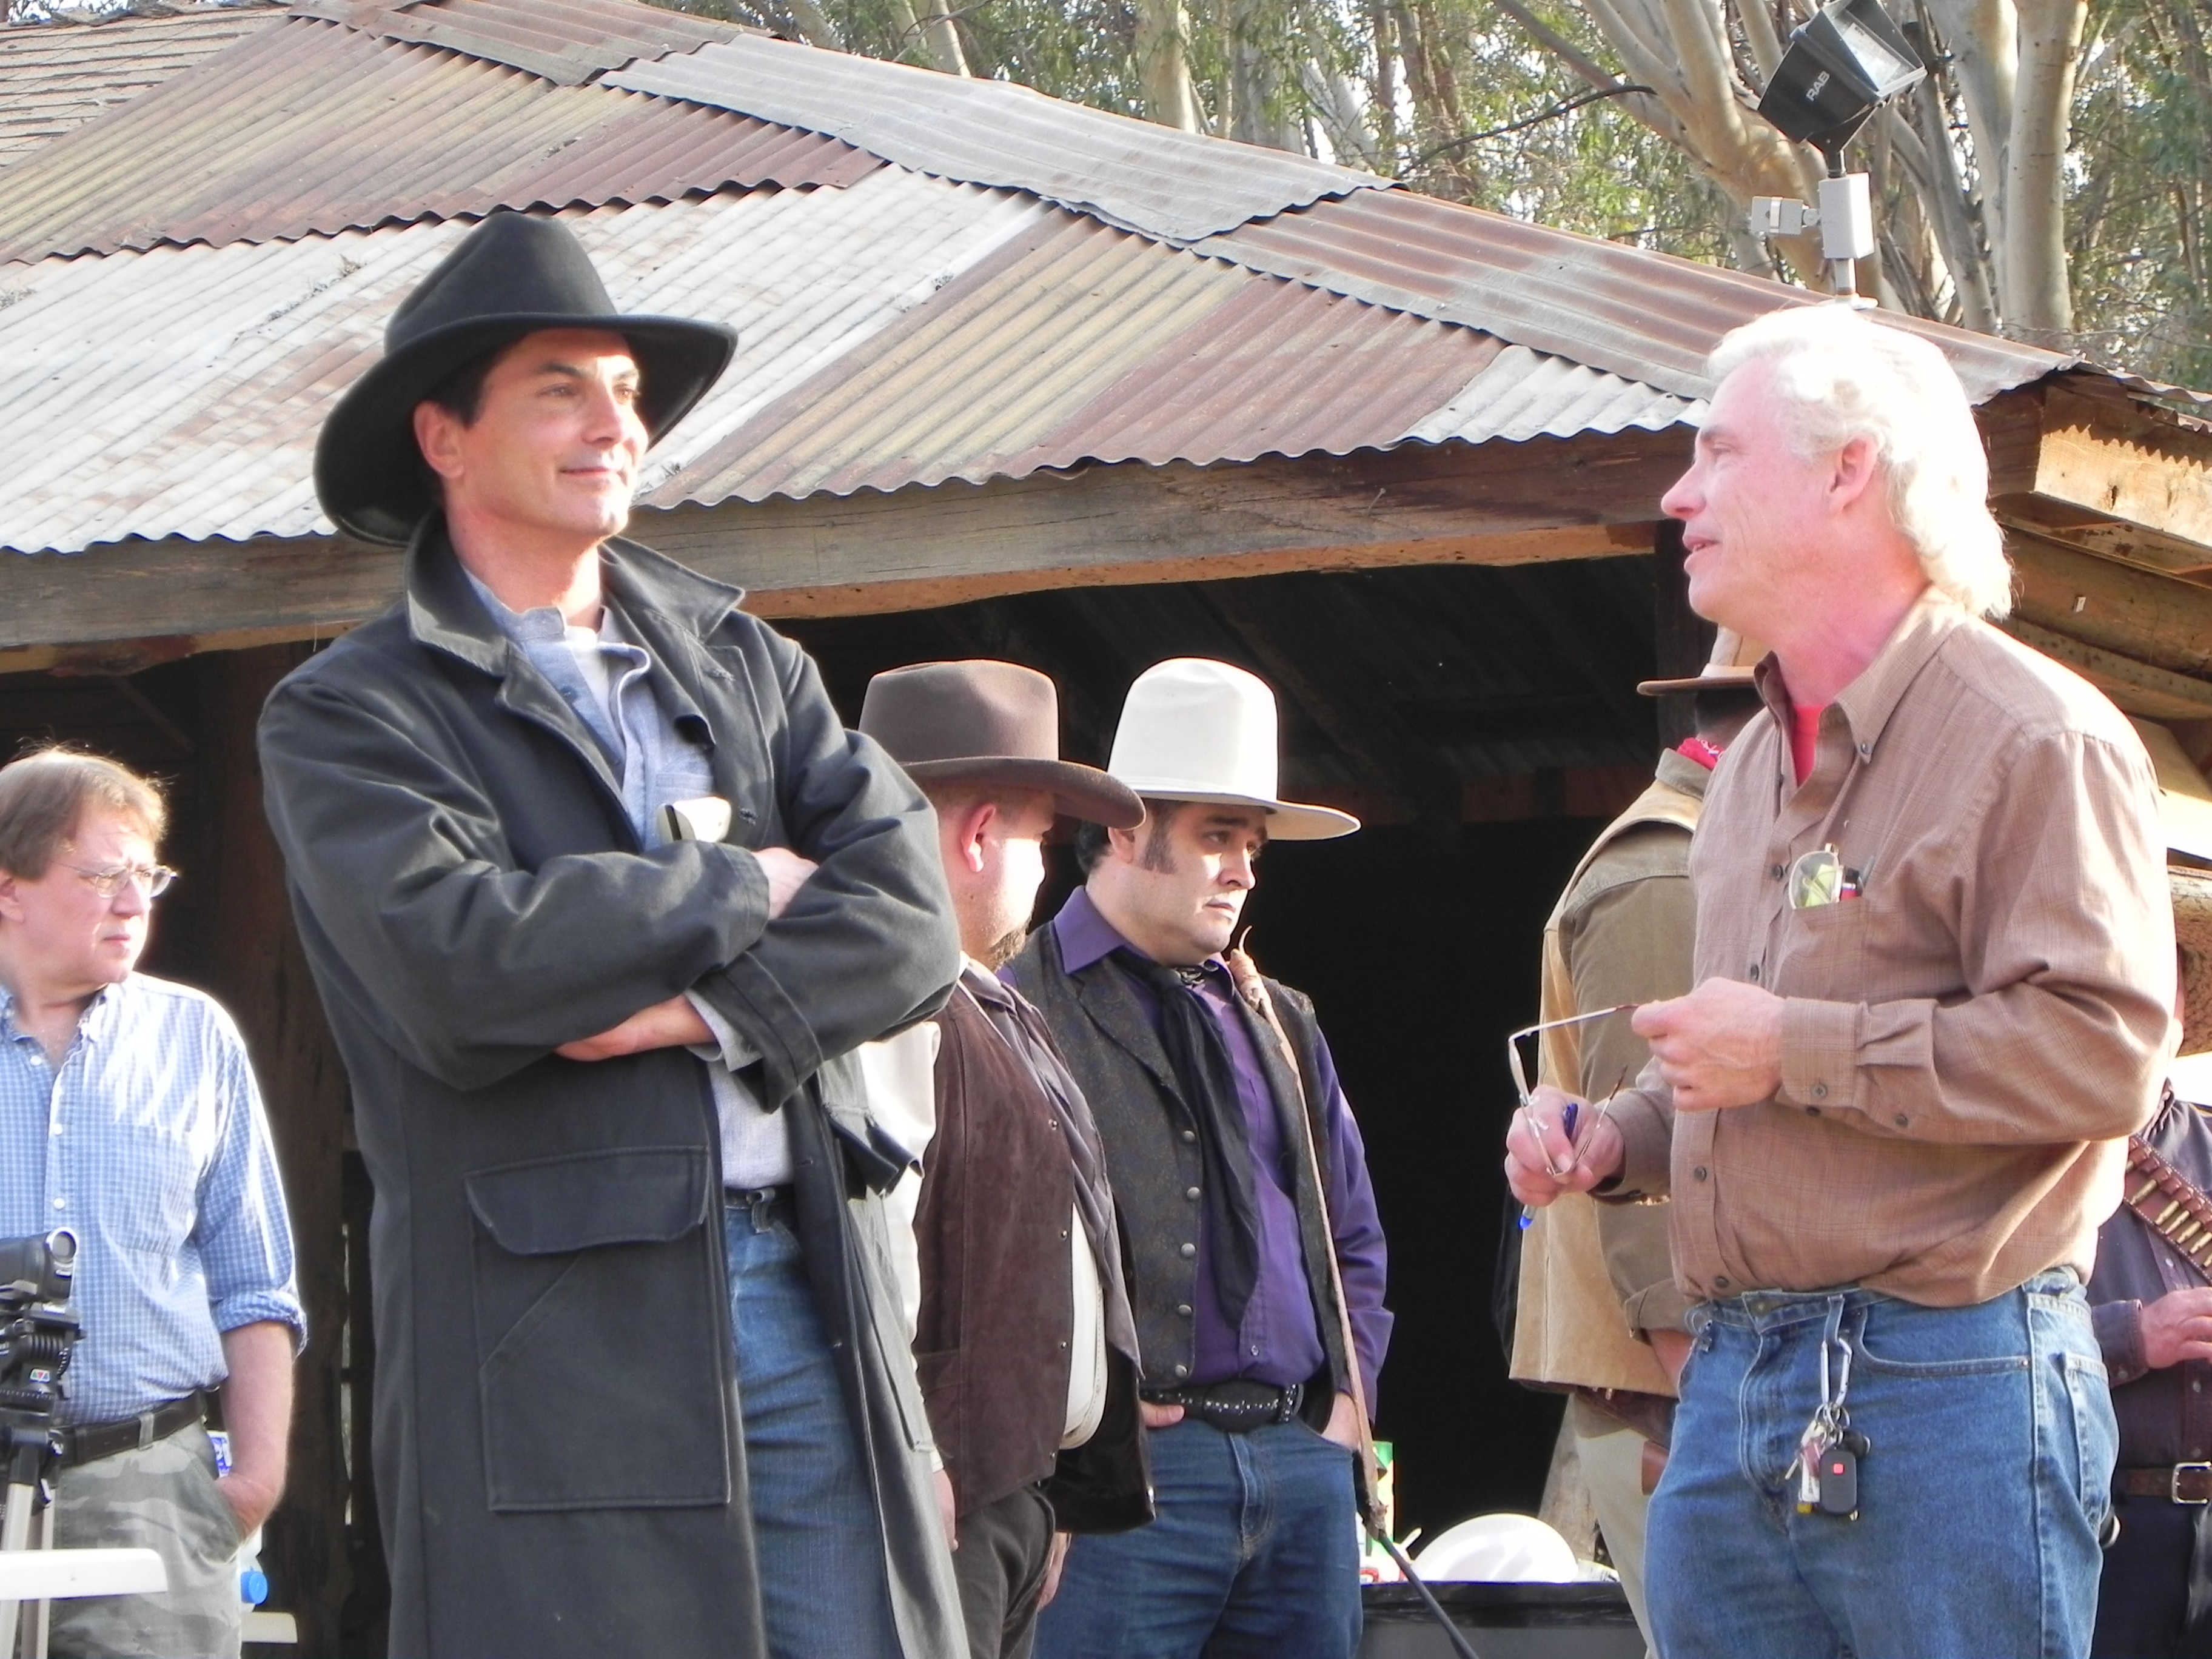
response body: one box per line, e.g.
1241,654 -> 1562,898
0,1230 -> 80,1421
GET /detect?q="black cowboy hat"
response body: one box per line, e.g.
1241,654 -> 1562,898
314,213 -> 737,546
859,660 -> 1145,830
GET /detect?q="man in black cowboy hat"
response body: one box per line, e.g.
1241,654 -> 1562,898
858,660 -> 1153,1659
257,213 -> 964,1659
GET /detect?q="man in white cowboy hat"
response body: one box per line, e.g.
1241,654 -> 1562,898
256,213 -> 963,1659
858,659 -> 1154,1659
2088,728 -> 2212,1659
1507,303 -> 2174,1659
1509,628 -> 1765,1652
1008,657 -> 1392,1659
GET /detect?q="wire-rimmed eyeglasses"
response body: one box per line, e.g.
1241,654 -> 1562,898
1506,1003 -> 1640,1108
59,862 -> 178,899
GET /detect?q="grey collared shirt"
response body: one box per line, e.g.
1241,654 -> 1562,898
467,572 -> 791,1187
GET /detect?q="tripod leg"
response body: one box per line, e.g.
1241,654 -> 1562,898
0,1480 -> 31,1659
21,1498 -> 52,1659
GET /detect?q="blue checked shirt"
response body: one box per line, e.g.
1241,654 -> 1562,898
0,974 -> 304,1425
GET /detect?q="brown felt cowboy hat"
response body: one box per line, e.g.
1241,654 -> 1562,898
315,213 -> 737,547
859,661 -> 1144,829
1637,628 -> 1771,696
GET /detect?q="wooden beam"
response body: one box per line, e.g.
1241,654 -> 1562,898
0,440 -> 1682,657
2021,383 -> 2212,560
2009,531 -> 2212,681
2002,618 -> 2212,720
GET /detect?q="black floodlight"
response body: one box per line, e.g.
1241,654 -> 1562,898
1757,0 -> 1926,163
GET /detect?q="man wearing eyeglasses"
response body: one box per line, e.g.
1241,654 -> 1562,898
0,748 -> 302,1658
1506,305 -> 2173,1659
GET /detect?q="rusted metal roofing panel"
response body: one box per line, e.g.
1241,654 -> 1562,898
658,210 -> 1493,504
0,176 -> 1047,554
0,5 -> 283,171
290,0 -> 737,85
0,16 -> 878,264
606,31 -> 1389,244
1404,344 -> 1693,446
1195,189 -> 2074,404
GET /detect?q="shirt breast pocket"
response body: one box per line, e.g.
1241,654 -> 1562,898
1776,896 -> 1875,993
102,1124 -> 203,1258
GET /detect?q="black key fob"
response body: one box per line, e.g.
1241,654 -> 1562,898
1817,1444 -> 1860,1518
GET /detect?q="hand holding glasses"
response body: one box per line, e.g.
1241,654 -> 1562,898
1507,1005 -> 1637,1222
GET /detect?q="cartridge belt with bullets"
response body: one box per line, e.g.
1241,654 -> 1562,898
2123,1133 -> 2212,1279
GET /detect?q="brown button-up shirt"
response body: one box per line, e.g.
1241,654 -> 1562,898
1609,589 -> 2176,1307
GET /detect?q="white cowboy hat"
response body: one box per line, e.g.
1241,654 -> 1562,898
1106,659 -> 1359,841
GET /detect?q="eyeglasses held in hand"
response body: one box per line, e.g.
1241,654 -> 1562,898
61,862 -> 178,899
1506,1003 -> 1640,1108
1509,1003 -> 1639,1228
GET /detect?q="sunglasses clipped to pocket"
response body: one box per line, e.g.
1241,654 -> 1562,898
1789,844 -> 1866,909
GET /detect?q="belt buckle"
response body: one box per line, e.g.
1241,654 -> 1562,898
2173,1463 -> 2211,1505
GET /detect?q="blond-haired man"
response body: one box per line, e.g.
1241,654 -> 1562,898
0,749 -> 300,1658
1507,304 -> 2174,1658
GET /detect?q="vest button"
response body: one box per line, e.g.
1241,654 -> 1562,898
1173,1364 -> 1190,1379
1692,1167 -> 1708,1182
1179,1241 -> 1196,1259
1748,965 -> 1761,982
1185,1187 -> 1201,1201
1181,1130 -> 1198,1144
1176,1304 -> 1193,1318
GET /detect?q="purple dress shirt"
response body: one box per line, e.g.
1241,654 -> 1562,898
1044,890 -> 1392,1407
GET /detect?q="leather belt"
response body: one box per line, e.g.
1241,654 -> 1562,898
2119,1463 -> 2212,1504
58,1393 -> 209,1469
1142,1380 -> 1302,1433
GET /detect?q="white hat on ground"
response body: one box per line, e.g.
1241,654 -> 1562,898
1107,658 -> 1358,841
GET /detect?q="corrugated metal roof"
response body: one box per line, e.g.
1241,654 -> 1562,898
606,31 -> 1389,244
1193,189 -> 2075,403
0,16 -> 878,264
0,175 -> 1049,553
1404,344 -> 1695,445
0,4 -> 281,170
668,211 -> 1500,501
0,181 -> 1694,552
290,0 -> 737,86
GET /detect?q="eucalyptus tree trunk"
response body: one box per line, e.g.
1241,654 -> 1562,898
1137,0 -> 1205,130
2005,0 -> 2088,340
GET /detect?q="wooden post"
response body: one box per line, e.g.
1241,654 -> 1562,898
191,645 -> 358,1656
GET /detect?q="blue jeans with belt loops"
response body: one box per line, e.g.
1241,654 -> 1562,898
1646,1269 -> 2115,1659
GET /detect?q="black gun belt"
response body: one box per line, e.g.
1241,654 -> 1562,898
2119,1463 -> 2212,1504
1142,1379 -> 1303,1433
58,1392 -> 209,1468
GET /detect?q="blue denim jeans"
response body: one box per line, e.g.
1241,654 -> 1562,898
725,1199 -> 901,1659
1647,1269 -> 2115,1659
1033,1415 -> 1362,1659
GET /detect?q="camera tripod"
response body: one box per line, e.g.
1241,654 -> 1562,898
0,1230 -> 166,1659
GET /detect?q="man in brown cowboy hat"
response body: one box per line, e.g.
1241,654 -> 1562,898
1509,629 -> 1764,1652
257,213 -> 963,1659
859,659 -> 1153,1659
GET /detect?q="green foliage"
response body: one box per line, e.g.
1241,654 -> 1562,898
2067,0 -> 2211,386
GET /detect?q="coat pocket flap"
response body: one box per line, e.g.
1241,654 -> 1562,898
467,1146 -> 711,1255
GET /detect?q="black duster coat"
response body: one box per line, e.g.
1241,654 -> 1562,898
257,523 -> 965,1658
